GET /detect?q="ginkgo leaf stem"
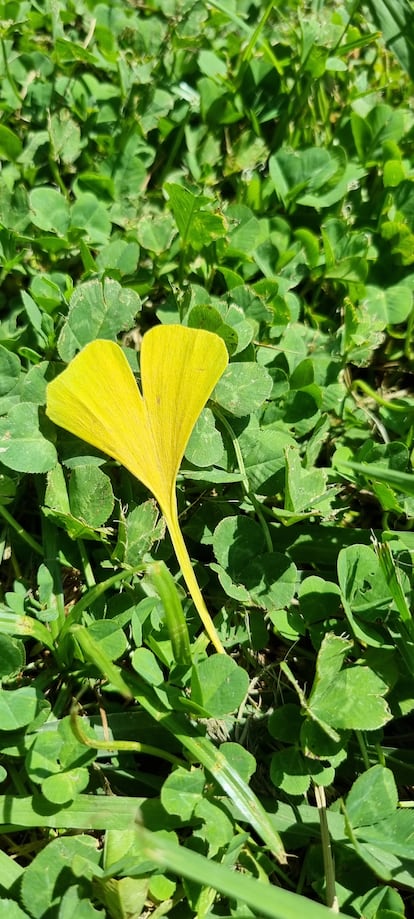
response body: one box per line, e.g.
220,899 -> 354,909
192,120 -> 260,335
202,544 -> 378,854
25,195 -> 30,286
164,501 -> 226,655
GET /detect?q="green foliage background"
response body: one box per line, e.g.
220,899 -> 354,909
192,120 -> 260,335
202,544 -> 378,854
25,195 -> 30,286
1,0 -> 414,916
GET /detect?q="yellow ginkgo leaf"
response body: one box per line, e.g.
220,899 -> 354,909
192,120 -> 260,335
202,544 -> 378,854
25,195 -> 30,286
46,324 -> 229,653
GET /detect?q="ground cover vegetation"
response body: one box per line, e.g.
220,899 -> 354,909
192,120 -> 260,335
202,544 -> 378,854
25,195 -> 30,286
0,0 -> 414,915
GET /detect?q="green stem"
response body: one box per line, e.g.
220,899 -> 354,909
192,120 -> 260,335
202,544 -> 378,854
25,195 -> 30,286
314,784 -> 338,912
355,730 -> 370,770
8,763 -> 28,796
352,379 -> 413,413
78,539 -> 96,588
46,111 -> 70,199
70,707 -> 186,767
0,505 -> 43,556
404,305 -> 414,361
375,742 -> 386,767
1,37 -> 21,103
41,517 -> 66,641
213,405 -> 273,553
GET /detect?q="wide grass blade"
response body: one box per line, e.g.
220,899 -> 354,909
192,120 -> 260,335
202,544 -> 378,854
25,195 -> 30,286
339,461 -> 414,497
365,0 -> 414,80
0,793 -> 144,831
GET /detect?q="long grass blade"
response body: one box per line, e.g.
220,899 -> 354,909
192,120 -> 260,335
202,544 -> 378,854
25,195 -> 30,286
129,824 -> 351,919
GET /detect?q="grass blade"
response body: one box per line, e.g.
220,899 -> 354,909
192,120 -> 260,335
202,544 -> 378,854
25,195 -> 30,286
365,0 -> 414,79
146,560 -> 192,665
339,461 -> 414,497
130,824 -> 351,919
0,793 -> 144,831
